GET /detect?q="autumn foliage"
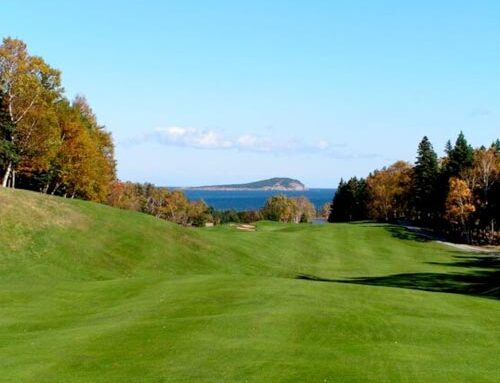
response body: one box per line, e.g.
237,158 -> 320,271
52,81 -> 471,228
445,178 -> 475,242
366,161 -> 413,222
107,182 -> 212,226
0,37 -> 115,201
329,134 -> 500,244
261,194 -> 316,223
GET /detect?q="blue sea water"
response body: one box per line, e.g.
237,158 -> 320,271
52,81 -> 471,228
183,189 -> 336,211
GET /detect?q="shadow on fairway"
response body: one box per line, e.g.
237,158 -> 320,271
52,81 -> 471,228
385,226 -> 429,242
296,254 -> 500,300
347,224 -> 437,242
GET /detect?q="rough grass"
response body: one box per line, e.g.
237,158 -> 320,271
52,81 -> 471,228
0,188 -> 499,382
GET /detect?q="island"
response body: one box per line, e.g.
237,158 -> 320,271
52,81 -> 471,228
185,177 -> 307,191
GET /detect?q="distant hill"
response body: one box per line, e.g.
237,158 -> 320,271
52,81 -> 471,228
187,177 -> 306,191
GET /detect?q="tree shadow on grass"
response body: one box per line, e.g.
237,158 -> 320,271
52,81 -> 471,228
296,254 -> 500,300
384,225 -> 430,242
384,224 -> 455,243
344,223 -> 439,242
348,222 -> 385,227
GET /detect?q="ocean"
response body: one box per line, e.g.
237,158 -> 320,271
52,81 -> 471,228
183,188 -> 336,211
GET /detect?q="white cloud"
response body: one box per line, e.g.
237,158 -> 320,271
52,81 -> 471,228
129,125 -> 379,159
155,127 -> 233,149
316,139 -> 330,150
236,134 -> 276,152
163,126 -> 187,138
236,134 -> 258,147
152,127 -> 301,153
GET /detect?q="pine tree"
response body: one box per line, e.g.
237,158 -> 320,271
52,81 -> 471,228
444,140 -> 452,155
328,177 -> 368,222
328,179 -> 344,222
445,131 -> 474,177
437,132 -> 475,221
412,136 -> 439,223
492,139 -> 500,155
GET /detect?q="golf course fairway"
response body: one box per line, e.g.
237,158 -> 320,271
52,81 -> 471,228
0,188 -> 498,382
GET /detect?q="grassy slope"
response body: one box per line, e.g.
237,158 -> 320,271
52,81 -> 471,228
0,188 -> 498,383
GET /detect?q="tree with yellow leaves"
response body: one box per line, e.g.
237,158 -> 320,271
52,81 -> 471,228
366,161 -> 413,221
445,177 -> 476,242
0,37 -> 62,187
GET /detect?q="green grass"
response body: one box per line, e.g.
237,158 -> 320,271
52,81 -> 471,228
0,188 -> 499,382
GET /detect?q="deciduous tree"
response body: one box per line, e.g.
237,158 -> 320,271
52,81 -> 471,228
445,177 -> 475,242
0,37 -> 62,187
366,161 -> 413,221
293,196 -> 316,223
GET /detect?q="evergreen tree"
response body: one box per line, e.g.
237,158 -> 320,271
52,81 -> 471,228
351,177 -> 368,220
412,136 -> 439,223
492,139 -> 500,155
437,132 -> 475,221
445,131 -> 474,177
328,177 -> 367,222
328,179 -> 346,222
444,140 -> 452,155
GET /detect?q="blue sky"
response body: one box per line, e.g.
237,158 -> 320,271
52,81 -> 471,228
2,1 -> 499,187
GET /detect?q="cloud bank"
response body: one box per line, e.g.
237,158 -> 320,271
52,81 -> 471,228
150,126 -> 334,153
129,126 -> 381,159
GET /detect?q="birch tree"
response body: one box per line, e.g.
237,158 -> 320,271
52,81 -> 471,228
0,37 -> 61,187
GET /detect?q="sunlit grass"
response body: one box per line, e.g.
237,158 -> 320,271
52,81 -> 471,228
0,188 -> 498,382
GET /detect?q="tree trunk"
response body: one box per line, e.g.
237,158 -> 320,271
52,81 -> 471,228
50,182 -> 61,195
491,219 -> 496,244
11,169 -> 16,189
2,161 -> 12,187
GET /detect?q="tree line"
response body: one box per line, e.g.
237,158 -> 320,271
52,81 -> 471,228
107,181 -> 318,225
0,37 -> 115,201
328,133 -> 500,244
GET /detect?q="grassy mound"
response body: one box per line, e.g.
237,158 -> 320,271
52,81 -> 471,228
0,188 -> 498,382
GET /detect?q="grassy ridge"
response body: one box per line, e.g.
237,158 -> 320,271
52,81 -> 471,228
0,188 -> 498,382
